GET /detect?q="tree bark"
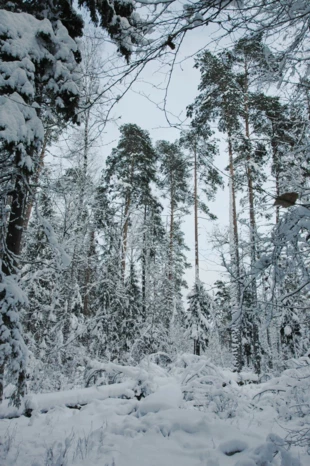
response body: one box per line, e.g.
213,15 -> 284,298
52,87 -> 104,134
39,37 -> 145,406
142,205 -> 147,317
122,157 -> 134,281
122,195 -> 131,281
194,339 -> 200,356
1,149 -> 29,404
168,169 -> 174,282
23,135 -> 49,230
193,142 -> 200,356
0,363 -> 4,403
228,135 -> 243,372
194,143 -> 199,281
243,59 -> 261,375
2,151 -> 29,275
244,66 -> 256,265
271,123 -> 280,224
83,228 -> 95,317
228,136 -> 240,284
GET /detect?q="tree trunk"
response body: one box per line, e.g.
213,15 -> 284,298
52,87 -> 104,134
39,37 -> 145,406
2,167 -> 28,275
168,170 -> 174,282
23,135 -> 49,230
271,124 -> 280,224
244,59 -> 261,375
0,363 -> 4,403
194,339 -> 200,356
193,143 -> 200,356
228,135 -> 243,372
228,136 -> 240,284
80,109 -> 92,316
167,167 -> 175,335
83,228 -> 95,317
81,108 -> 90,205
142,205 -> 147,317
244,72 -> 256,265
122,196 -> 131,280
122,157 -> 134,281
1,149 -> 29,404
194,143 -> 199,281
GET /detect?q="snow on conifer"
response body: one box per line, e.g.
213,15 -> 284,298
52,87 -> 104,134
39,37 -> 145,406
185,280 -> 212,355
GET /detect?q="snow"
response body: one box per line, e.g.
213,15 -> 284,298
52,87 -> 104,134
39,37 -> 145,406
137,382 -> 182,415
0,355 -> 307,465
0,93 -> 44,146
0,10 -> 80,150
219,439 -> 248,457
284,325 -> 292,336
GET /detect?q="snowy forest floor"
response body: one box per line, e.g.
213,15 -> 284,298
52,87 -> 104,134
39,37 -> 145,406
0,354 -> 309,466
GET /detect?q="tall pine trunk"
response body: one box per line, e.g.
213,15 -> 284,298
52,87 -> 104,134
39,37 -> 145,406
168,175 -> 174,283
194,144 -> 199,281
81,108 -> 92,316
167,166 -> 175,331
83,228 -> 95,317
228,135 -> 243,371
271,123 -> 280,224
122,157 -> 134,281
244,62 -> 256,266
243,60 -> 261,375
142,205 -> 147,317
193,143 -> 200,356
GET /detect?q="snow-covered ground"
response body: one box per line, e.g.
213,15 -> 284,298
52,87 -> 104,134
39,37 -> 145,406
0,354 -> 308,465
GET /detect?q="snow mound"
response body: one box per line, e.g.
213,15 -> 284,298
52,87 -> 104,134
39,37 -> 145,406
219,439 -> 248,456
138,382 -> 183,415
172,354 -> 240,419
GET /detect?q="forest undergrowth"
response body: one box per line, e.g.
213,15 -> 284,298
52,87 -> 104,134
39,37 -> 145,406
0,353 -> 309,466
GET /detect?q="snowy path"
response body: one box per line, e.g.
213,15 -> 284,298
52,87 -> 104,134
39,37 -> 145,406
0,356 -> 307,465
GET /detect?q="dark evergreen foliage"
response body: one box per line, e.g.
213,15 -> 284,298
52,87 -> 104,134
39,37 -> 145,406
185,280 -> 212,356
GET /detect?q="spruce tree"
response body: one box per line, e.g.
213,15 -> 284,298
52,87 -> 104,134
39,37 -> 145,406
0,0 -> 143,61
185,280 -> 212,355
0,8 -> 81,404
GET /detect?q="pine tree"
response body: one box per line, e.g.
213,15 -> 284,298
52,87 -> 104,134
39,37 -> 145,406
105,124 -> 157,280
187,49 -> 244,370
93,124 -> 162,361
157,141 -> 190,279
180,127 -> 222,354
187,37 -> 278,373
